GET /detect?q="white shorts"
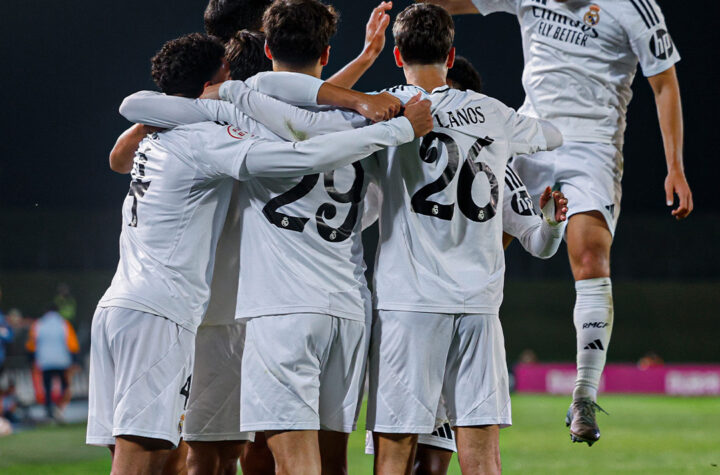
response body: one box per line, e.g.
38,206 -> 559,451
365,400 -> 457,455
367,311 -> 511,434
512,141 -> 623,235
86,307 -> 194,447
240,314 -> 366,433
183,323 -> 254,442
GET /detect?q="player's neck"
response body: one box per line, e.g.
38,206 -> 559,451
272,61 -> 323,79
403,64 -> 448,93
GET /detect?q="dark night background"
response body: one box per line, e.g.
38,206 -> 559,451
0,1 -> 718,362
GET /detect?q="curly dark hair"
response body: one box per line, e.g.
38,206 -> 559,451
151,33 -> 226,98
204,0 -> 273,40
263,0 -> 338,68
393,3 -> 454,65
226,30 -> 273,80
447,56 -> 483,93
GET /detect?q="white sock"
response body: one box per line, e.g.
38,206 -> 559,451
573,277 -> 613,402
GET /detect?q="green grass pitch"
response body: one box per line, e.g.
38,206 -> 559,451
1,395 -> 718,474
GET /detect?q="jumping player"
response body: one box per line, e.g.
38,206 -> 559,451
423,0 -> 692,445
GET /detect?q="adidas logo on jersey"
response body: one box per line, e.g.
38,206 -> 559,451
584,339 -> 605,350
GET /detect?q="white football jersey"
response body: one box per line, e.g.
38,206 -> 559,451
233,156 -> 380,322
372,85 -> 549,314
471,0 -> 680,145
99,122 -> 254,331
200,182 -> 242,327
117,76 -> 414,324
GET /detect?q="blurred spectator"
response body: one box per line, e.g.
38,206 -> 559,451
638,351 -> 665,370
54,283 -> 77,322
518,348 -> 539,364
0,287 -> 15,379
1,380 -> 20,424
25,305 -> 80,420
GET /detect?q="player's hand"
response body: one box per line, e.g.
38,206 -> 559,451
201,83 -> 223,100
665,169 -> 693,219
363,2 -> 392,60
539,186 -> 568,225
355,92 -> 403,123
403,93 -> 433,138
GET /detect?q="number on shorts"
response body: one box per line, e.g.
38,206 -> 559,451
411,134 -> 498,222
128,152 -> 151,227
180,375 -> 192,409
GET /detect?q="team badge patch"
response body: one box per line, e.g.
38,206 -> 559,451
583,5 -> 600,27
227,125 -> 247,140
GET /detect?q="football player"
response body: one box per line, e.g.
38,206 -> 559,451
422,0 -> 692,445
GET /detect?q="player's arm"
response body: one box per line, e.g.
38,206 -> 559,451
509,188 -> 567,259
503,166 -> 567,259
199,95 -> 431,180
419,0 -> 519,15
216,79 -> 401,140
647,66 -> 692,219
326,2 -> 392,89
243,96 -> 430,178
501,102 -> 563,155
208,76 -> 402,124
109,124 -> 162,174
620,0 -> 690,219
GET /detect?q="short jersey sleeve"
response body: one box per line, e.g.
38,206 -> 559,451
494,100 -> 548,156
470,0 -> 518,15
502,164 -> 540,238
621,0 -> 680,77
189,122 -> 256,180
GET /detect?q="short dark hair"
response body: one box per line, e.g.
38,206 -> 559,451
393,3 -> 454,65
151,33 -> 226,98
447,56 -> 483,92
263,0 -> 339,67
226,30 -> 273,80
204,0 -> 272,40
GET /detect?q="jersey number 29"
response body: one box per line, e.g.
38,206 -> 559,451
262,163 -> 365,243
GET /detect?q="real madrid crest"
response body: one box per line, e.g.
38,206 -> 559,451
583,4 -> 600,27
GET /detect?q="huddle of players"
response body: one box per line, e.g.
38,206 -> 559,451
87,0 -> 690,474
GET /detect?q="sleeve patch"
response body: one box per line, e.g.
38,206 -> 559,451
649,29 -> 675,60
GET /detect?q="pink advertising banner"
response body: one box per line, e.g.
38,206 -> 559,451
514,363 -> 720,396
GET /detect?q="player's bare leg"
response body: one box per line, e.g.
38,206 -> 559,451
373,432 -> 418,475
187,441 -> 244,475
319,430 -> 349,474
111,435 -> 173,475
163,440 -> 189,475
240,432 -> 275,475
565,211 -> 613,445
414,444 -> 453,475
265,430 -> 321,475
454,425 -> 500,475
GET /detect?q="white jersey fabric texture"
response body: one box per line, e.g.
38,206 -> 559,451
372,85 -> 549,315
86,307 -> 194,447
97,121 -> 254,332
118,77 -> 414,324
471,0 -> 680,146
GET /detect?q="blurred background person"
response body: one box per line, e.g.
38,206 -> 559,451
25,305 -> 80,421
0,287 -> 15,381
53,283 -> 77,323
